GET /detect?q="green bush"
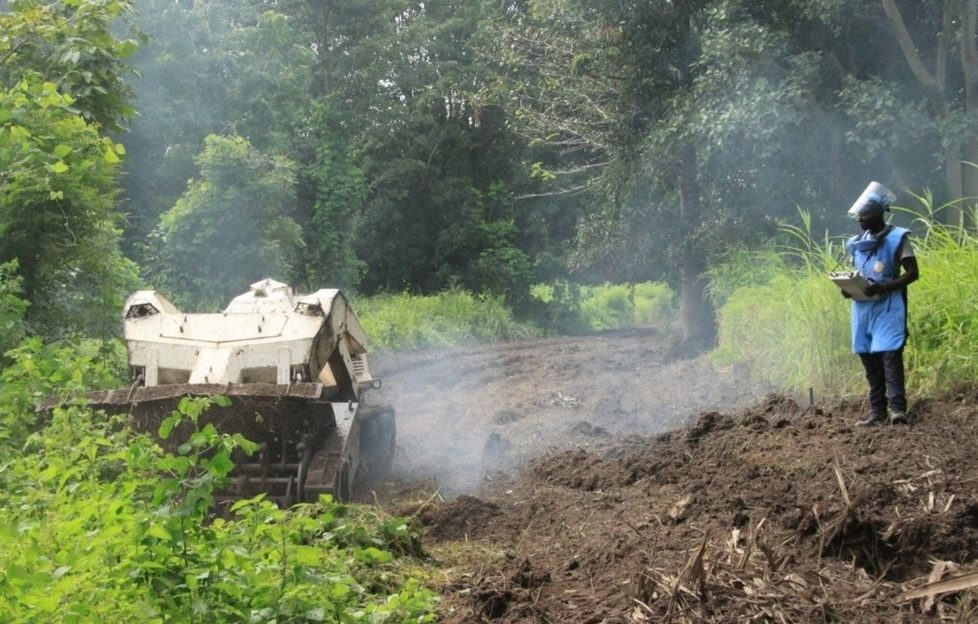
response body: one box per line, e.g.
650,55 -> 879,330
354,289 -> 537,351
0,260 -> 29,358
0,337 -> 124,449
0,396 -> 437,623
580,282 -> 675,331
531,280 -> 676,333
709,258 -> 860,395
896,195 -> 978,391
528,280 -> 587,333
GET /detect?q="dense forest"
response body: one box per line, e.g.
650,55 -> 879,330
3,0 -> 977,346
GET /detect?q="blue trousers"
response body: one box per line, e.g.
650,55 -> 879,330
858,349 -> 907,416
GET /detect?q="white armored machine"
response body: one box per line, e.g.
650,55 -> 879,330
84,278 -> 395,505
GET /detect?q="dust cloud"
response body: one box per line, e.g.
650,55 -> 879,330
373,329 -> 769,496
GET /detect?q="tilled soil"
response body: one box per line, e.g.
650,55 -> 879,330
373,332 -> 978,622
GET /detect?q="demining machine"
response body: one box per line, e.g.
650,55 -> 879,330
80,278 -> 395,506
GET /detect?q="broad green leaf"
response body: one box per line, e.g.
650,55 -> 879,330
158,414 -> 178,439
207,450 -> 233,476
102,146 -> 120,164
356,546 -> 393,564
51,566 -> 71,580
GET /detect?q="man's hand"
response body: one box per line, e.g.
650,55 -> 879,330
863,281 -> 887,297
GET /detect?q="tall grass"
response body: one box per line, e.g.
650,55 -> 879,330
708,202 -> 978,397
353,290 -> 537,351
355,281 -> 676,352
896,192 -> 978,392
708,211 -> 861,395
580,282 -> 676,331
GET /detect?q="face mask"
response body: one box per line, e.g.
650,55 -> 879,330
852,224 -> 893,253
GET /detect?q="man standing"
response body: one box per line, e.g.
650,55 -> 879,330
842,182 -> 920,427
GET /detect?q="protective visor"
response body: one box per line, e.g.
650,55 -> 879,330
847,181 -> 896,219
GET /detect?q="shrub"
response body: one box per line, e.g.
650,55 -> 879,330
354,289 -> 536,351
0,396 -> 437,622
531,280 -> 676,333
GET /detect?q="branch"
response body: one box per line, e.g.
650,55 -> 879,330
514,183 -> 593,199
880,0 -> 940,90
0,36 -> 31,68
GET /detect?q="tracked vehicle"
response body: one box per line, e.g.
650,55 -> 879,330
83,278 -> 394,506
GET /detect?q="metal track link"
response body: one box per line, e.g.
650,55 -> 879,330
301,429 -> 348,503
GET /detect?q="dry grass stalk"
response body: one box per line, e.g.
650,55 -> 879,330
833,459 -> 851,508
631,523 -> 873,623
903,567 -> 978,602
669,532 -> 710,602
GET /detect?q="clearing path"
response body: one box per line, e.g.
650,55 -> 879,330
374,328 -> 766,494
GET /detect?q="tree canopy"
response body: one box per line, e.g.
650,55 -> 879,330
1,0 -> 974,342
0,0 -> 138,338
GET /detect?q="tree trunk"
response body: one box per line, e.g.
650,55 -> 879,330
961,137 -> 978,229
882,0 -> 967,225
961,0 -> 978,230
945,139 -> 964,225
677,144 -> 716,351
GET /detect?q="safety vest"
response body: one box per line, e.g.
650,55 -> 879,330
844,225 -> 910,354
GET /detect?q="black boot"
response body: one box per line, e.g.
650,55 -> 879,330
855,413 -> 886,427
888,409 -> 907,425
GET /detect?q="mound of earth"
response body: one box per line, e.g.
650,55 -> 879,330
373,333 -> 978,620
412,384 -> 978,623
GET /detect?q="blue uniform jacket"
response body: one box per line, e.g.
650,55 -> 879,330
844,225 -> 910,354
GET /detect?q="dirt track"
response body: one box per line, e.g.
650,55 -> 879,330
371,331 -> 978,623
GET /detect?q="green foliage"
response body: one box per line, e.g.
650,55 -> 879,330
0,1 -> 140,340
0,337 -> 124,450
709,255 -> 860,395
146,135 -> 302,310
306,133 -> 368,290
355,290 -> 537,351
579,282 -> 676,331
0,0 -> 141,131
528,280 -> 587,333
0,390 -> 437,622
455,219 -> 534,307
0,260 -> 29,358
531,281 -> 676,333
0,73 -> 138,337
709,202 -> 978,397
895,193 -> 978,391
708,210 -> 868,394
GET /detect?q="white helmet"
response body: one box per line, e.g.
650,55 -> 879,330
848,181 -> 896,219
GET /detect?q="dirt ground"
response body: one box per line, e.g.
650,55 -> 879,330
372,330 -> 978,622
